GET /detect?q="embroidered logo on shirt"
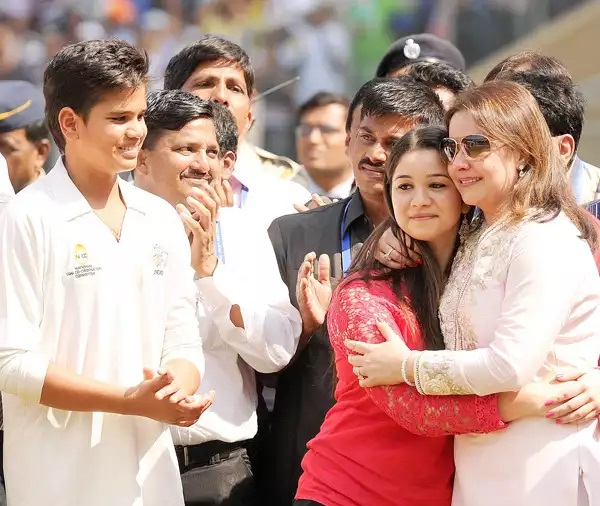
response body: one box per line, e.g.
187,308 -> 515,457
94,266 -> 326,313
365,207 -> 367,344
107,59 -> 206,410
74,244 -> 89,265
66,244 -> 102,279
153,244 -> 168,276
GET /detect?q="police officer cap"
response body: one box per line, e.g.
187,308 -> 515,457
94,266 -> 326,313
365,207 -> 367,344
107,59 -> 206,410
376,34 -> 466,77
0,80 -> 46,134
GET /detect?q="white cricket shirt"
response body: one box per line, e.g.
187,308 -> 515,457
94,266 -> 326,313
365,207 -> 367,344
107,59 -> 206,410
0,158 -> 203,506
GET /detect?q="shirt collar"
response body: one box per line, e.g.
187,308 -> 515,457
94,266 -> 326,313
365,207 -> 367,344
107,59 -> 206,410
232,141 -> 260,190
342,190 -> 367,235
48,157 -> 146,221
0,153 -> 14,200
306,170 -> 355,199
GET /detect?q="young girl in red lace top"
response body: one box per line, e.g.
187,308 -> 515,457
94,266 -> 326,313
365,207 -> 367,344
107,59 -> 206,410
293,126 -> 558,506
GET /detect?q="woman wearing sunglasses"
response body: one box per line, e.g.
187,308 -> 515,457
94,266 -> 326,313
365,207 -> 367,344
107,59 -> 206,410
293,125 -> 598,506
346,81 -> 600,506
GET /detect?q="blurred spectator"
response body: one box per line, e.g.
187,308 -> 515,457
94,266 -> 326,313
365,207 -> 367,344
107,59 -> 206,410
276,1 -> 350,106
292,91 -> 353,198
0,0 -> 593,158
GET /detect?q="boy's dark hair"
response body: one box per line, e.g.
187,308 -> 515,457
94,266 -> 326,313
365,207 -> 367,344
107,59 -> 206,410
496,70 -> 585,150
484,51 -> 567,82
143,90 -> 238,155
297,91 -> 350,124
43,39 -> 148,152
360,76 -> 445,128
24,120 -> 51,144
164,36 -> 255,96
403,61 -> 474,95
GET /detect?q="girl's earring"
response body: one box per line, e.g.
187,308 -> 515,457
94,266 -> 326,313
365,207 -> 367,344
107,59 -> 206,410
518,164 -> 526,178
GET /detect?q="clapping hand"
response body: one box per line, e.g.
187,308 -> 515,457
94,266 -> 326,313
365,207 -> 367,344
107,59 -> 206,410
126,367 -> 214,427
296,252 -> 332,338
177,183 -> 220,278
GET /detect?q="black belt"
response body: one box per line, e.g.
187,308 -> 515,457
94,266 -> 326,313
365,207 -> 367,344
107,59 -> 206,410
175,439 -> 250,471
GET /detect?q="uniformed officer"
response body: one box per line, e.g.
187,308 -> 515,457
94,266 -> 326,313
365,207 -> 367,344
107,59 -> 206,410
0,153 -> 12,215
0,80 -> 51,193
376,33 -> 466,78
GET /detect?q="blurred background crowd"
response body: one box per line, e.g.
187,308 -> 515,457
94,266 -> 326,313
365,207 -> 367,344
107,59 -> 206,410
0,0 -> 594,159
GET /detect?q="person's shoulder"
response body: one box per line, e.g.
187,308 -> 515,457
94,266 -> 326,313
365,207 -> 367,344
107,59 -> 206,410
4,176 -> 55,217
512,213 -> 589,257
127,184 -> 176,217
254,145 -> 302,180
126,185 -> 184,233
337,273 -> 394,298
271,197 -> 347,231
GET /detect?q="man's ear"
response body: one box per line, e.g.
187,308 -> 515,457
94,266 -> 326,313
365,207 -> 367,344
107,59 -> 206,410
221,150 -> 236,179
35,139 -> 51,167
58,107 -> 80,144
555,134 -> 576,170
136,149 -> 150,176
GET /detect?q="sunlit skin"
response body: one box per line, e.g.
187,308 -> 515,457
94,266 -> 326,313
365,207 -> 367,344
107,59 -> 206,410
61,86 -> 147,179
180,60 -> 253,141
136,118 -> 235,210
391,148 -> 466,269
348,113 -> 413,224
0,128 -> 49,192
447,110 -> 521,224
296,103 -> 350,191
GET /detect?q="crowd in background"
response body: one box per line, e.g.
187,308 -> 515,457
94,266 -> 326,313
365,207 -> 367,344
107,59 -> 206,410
0,0 -> 591,158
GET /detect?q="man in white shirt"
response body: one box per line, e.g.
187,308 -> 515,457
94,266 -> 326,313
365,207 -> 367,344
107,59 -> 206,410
163,35 -> 311,230
0,39 -> 209,506
292,91 -> 353,199
134,89 -> 302,506
0,153 -> 13,215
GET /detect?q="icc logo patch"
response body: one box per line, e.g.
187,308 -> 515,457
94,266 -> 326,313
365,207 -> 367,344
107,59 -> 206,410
153,244 -> 168,275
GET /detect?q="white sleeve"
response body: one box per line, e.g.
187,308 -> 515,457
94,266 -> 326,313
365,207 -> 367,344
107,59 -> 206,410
0,206 -> 49,403
195,223 -> 301,373
417,222 -> 593,396
160,212 -> 205,377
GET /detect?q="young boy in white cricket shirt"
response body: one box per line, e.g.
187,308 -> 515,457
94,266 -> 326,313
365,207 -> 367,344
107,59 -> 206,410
0,39 -> 211,506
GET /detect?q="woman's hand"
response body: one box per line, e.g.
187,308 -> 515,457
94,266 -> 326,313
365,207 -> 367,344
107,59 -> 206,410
498,368 -> 600,424
544,368 -> 600,424
346,321 -> 410,387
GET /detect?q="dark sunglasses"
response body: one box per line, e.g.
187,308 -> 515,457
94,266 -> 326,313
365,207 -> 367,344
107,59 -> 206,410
440,135 -> 492,163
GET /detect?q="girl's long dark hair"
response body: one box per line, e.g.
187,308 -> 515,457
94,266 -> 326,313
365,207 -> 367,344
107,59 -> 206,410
342,126 -> 458,351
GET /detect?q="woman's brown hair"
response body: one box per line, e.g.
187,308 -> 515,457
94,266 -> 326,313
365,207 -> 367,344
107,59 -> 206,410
343,126 -> 459,351
446,80 -> 597,249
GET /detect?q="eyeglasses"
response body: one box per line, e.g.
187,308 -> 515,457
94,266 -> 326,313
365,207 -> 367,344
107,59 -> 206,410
440,135 -> 493,163
296,124 -> 343,137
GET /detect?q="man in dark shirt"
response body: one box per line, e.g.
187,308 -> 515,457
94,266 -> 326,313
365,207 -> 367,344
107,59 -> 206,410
265,76 -> 446,506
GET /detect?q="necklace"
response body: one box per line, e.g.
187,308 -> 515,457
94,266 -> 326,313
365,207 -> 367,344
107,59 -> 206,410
93,211 -> 123,242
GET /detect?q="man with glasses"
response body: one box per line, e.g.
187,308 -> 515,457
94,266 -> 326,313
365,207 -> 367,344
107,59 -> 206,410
292,92 -> 353,199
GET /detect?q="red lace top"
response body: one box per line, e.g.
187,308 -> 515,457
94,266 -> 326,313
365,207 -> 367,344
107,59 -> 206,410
296,276 -> 506,506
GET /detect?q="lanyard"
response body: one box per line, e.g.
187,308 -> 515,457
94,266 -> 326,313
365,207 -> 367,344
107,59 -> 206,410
214,220 -> 225,264
340,200 -> 352,276
240,184 -> 249,208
